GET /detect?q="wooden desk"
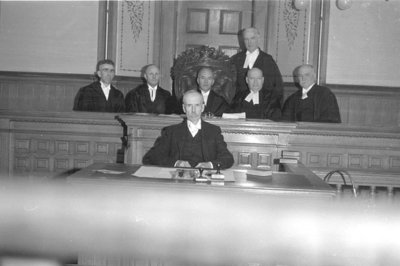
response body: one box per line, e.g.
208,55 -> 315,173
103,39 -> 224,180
67,162 -> 335,199
65,162 -> 336,266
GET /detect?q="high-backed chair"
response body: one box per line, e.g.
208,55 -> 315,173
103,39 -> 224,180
171,46 -> 237,104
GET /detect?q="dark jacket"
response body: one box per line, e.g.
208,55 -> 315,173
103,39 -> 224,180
125,84 -> 172,114
281,84 -> 341,123
203,90 -> 230,117
142,120 -> 234,169
231,89 -> 282,120
73,81 -> 125,112
231,49 -> 284,103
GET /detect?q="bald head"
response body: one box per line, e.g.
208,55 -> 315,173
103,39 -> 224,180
144,64 -> 160,87
295,64 -> 316,89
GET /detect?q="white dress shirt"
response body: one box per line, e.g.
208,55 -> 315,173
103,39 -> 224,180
245,91 -> 260,105
201,90 -> 210,106
100,81 -> 111,100
187,120 -> 202,137
302,83 -> 315,100
243,48 -> 260,69
148,85 -> 158,102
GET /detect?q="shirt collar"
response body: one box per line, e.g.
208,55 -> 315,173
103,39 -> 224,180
245,91 -> 260,105
148,84 -> 158,90
187,119 -> 202,130
201,90 -> 210,97
100,81 -> 111,89
303,83 -> 315,94
246,48 -> 260,56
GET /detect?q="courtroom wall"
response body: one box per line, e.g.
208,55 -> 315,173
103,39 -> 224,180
0,1 -> 99,74
326,0 -> 400,87
0,0 -> 400,127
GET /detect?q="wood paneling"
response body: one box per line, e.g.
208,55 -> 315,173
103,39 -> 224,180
187,9 -> 209,33
176,1 -> 252,56
0,72 -> 143,112
1,71 -> 399,127
0,112 -> 400,195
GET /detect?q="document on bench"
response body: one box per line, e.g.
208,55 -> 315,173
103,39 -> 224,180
133,166 -> 175,179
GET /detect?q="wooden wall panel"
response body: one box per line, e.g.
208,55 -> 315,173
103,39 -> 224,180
187,9 -> 209,33
0,72 -> 143,112
2,112 -> 123,179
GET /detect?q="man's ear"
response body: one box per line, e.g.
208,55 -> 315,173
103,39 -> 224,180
96,70 -> 101,78
182,104 -> 187,114
201,103 -> 205,113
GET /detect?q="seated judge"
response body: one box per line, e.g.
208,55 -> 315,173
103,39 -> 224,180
231,67 -> 281,120
143,90 -> 234,169
73,59 -> 125,112
197,67 -> 230,117
125,64 -> 172,114
281,64 -> 341,123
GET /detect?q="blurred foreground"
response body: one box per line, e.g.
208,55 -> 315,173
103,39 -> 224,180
0,179 -> 400,266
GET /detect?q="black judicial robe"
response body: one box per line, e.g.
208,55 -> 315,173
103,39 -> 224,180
230,49 -> 284,104
281,84 -> 341,123
125,84 -> 172,114
231,89 -> 282,120
73,81 -> 125,112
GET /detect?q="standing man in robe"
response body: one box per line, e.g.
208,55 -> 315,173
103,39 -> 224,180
231,27 -> 283,110
143,90 -> 234,169
125,64 -> 172,114
73,59 -> 125,112
196,67 -> 230,117
282,64 -> 341,123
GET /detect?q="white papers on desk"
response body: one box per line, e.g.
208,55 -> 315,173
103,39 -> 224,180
222,112 -> 246,119
133,166 -> 175,179
221,168 -> 272,182
95,169 -> 126,175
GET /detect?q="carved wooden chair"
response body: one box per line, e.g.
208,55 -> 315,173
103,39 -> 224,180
171,46 -> 237,104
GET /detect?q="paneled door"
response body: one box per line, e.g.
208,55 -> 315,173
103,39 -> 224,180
175,1 -> 253,57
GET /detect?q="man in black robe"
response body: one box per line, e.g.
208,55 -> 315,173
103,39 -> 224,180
231,27 -> 283,108
73,59 -> 125,112
282,64 -> 341,123
125,64 -> 172,114
231,67 -> 281,120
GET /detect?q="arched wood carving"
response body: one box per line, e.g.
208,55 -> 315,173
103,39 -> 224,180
171,46 -> 237,104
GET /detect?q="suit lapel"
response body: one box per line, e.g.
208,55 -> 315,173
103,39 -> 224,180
206,91 -> 215,110
200,121 -> 210,161
176,121 -> 187,156
94,82 -> 107,100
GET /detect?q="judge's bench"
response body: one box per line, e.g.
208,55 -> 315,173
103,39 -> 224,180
0,111 -> 399,200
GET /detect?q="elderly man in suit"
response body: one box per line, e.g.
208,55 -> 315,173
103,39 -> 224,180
125,64 -> 172,114
231,27 -> 283,109
73,59 -> 125,112
143,90 -> 234,169
196,67 -> 230,117
282,64 -> 341,123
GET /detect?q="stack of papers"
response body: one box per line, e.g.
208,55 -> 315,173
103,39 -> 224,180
222,112 -> 246,119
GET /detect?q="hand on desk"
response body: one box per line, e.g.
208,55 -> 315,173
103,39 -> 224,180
174,160 -> 191,168
195,162 -> 213,169
174,161 -> 213,169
